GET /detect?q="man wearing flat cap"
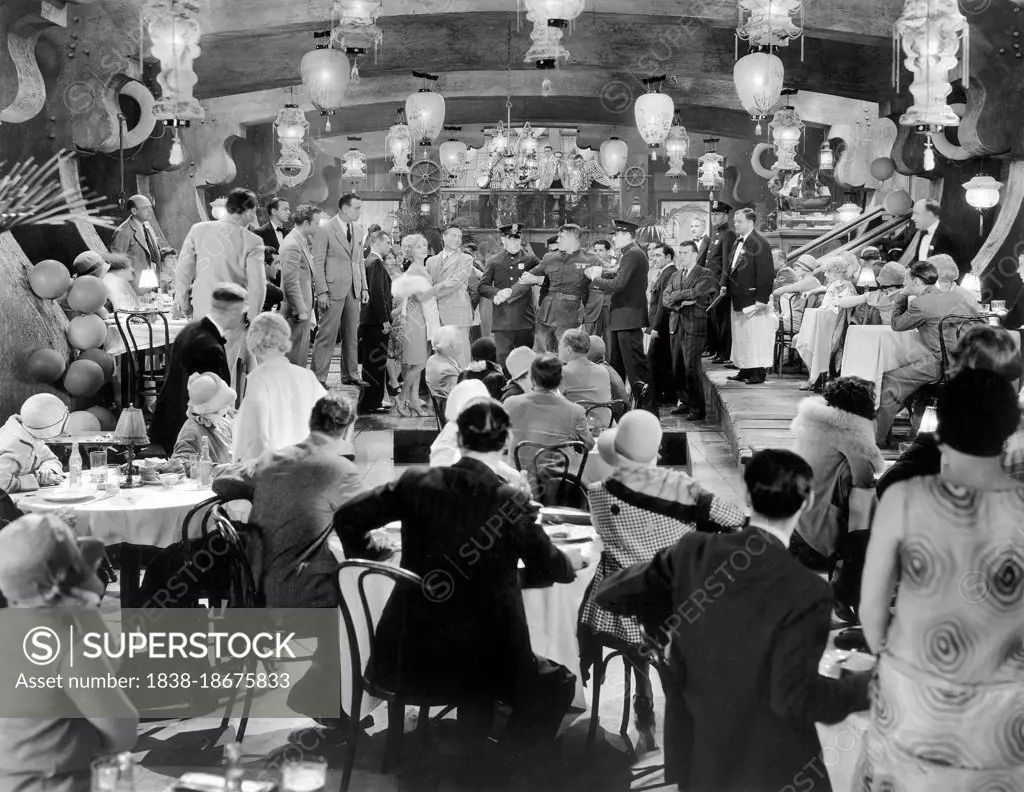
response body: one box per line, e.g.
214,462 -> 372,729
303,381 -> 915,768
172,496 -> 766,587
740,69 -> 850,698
705,200 -> 737,362
586,220 -> 654,410
112,194 -> 165,291
478,224 -> 541,367
515,224 -> 597,352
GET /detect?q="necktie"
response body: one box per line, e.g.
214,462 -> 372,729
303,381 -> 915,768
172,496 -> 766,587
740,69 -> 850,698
346,223 -> 352,243
143,223 -> 160,265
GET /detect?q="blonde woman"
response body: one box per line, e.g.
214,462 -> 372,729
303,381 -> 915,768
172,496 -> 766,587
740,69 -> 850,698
794,253 -> 858,390
390,234 -> 441,416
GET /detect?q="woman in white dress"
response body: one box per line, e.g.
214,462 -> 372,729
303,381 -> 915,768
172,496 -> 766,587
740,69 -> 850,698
390,234 -> 441,416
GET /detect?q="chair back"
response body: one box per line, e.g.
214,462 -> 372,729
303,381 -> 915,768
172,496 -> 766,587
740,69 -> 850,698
206,506 -> 262,608
580,399 -> 627,430
937,313 -> 998,382
334,560 -> 422,701
513,441 -> 590,508
114,310 -> 171,409
778,292 -> 798,337
627,381 -> 649,412
431,394 -> 447,430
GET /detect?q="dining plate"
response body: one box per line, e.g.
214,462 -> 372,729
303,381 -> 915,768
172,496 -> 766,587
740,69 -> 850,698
39,490 -> 96,503
544,524 -> 593,544
539,507 -> 592,525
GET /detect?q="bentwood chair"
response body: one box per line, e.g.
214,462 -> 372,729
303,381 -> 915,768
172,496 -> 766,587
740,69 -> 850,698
580,399 -> 628,430
773,293 -> 799,378
430,394 -> 447,430
113,310 -> 170,414
335,560 -> 457,792
513,441 -> 590,509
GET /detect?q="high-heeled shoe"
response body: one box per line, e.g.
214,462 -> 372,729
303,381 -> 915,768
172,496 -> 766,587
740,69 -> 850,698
387,383 -> 400,397
408,402 -> 424,417
394,399 -> 410,417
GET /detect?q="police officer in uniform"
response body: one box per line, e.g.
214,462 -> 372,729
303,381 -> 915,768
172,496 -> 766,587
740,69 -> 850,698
477,223 -> 541,366
704,201 -> 737,363
517,224 -> 596,352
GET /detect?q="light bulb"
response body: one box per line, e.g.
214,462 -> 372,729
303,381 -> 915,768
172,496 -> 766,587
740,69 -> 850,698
672,182 -> 679,193
169,138 -> 184,166
651,150 -> 657,161
397,178 -> 404,189
325,118 -> 332,132
755,121 -> 763,135
924,140 -> 935,171
541,78 -> 552,97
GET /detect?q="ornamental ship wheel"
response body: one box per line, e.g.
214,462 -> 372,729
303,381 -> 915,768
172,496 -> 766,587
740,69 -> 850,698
624,165 -> 647,188
408,159 -> 445,195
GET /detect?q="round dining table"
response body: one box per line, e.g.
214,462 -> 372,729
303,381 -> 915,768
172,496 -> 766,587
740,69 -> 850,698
795,307 -> 840,381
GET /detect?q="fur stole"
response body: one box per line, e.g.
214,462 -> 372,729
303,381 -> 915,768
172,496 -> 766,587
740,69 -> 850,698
790,396 -> 884,473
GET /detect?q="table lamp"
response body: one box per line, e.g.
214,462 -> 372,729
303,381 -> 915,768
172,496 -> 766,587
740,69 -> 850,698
917,403 -> 938,435
857,267 -> 877,289
113,406 -> 149,488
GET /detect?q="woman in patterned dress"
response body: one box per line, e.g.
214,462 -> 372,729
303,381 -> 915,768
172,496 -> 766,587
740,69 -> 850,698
856,369 -> 1024,791
577,410 -> 746,752
384,248 -> 405,396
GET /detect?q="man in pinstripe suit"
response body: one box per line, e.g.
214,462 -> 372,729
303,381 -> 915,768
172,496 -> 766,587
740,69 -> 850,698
662,240 -> 719,420
427,225 -> 475,367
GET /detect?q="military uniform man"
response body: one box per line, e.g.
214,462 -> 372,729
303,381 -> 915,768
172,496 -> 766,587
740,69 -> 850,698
517,224 -> 596,352
704,200 -> 737,362
477,223 -> 541,365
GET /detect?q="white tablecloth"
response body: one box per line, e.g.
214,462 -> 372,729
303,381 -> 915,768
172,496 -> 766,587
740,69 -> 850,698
840,326 -> 930,406
794,307 -> 839,381
105,315 -> 189,356
14,481 -> 216,547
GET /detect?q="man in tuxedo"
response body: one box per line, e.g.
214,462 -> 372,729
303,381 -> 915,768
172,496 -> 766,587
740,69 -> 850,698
724,208 -> 774,385
151,284 -> 246,454
111,194 -> 164,290
426,225 -> 476,367
279,204 -> 323,367
706,201 -> 737,362
900,199 -> 964,277
646,243 -> 679,408
662,240 -> 718,420
311,193 -> 368,388
174,188 -> 267,382
478,223 -> 540,366
255,197 -> 290,310
587,220 -> 653,410
691,216 -> 710,266
358,230 -> 394,414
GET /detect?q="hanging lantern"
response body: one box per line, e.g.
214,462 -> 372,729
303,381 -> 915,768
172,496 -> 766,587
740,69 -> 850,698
301,46 -> 350,128
385,109 -> 414,186
275,104 -> 308,145
964,174 -> 1002,234
698,138 -> 725,193
770,104 -> 803,171
737,0 -> 805,51
599,137 -> 628,178
145,0 -> 205,123
520,0 -> 586,27
331,0 -> 383,66
634,77 -> 674,160
406,73 -> 445,146
419,199 -> 432,216
819,141 -> 834,172
341,137 -> 367,181
835,202 -> 863,225
665,116 -> 690,166
733,52 -> 785,135
524,18 -> 571,65
895,0 -> 968,130
440,128 -> 469,177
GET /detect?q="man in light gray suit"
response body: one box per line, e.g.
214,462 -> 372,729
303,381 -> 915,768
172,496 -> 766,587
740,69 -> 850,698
311,193 -> 369,388
426,225 -> 475,367
279,204 -> 323,367
111,194 -> 164,290
175,188 -> 267,382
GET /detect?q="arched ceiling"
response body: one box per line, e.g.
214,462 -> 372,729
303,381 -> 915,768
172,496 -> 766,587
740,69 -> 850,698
193,1 -> 903,141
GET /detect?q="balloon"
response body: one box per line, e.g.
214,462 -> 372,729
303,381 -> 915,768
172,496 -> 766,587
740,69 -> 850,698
29,259 -> 71,300
78,349 -> 114,382
870,157 -> 896,181
67,314 -> 108,350
884,190 -> 914,216
63,359 -> 105,397
27,349 -> 66,383
67,275 -> 108,314
95,306 -> 109,320
86,405 -> 117,431
66,410 -> 101,434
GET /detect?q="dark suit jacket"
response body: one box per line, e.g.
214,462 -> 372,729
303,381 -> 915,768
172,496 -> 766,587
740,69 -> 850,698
591,242 -> 649,331
694,235 -> 711,267
335,458 -> 575,700
360,253 -> 392,326
255,221 -> 284,254
648,266 -> 677,334
478,249 -> 540,331
727,231 -> 774,311
998,272 -> 1024,330
662,264 -> 719,335
902,223 -> 964,276
706,222 -> 737,283
150,318 -> 230,454
596,527 -> 870,791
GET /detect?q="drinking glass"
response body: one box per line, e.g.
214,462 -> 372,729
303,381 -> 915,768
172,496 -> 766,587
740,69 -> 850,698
282,758 -> 327,791
184,453 -> 197,482
91,756 -> 127,791
89,451 -> 108,484
104,466 -> 120,496
992,299 -> 1007,312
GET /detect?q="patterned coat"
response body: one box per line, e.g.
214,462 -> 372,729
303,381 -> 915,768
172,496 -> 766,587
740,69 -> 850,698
578,466 -> 746,648
662,264 -> 718,336
426,249 -> 475,327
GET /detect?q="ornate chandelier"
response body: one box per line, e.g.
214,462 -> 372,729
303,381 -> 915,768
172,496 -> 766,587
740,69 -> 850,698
301,41 -> 350,131
599,136 -> 628,179
406,72 -> 445,146
341,137 -> 367,181
274,103 -> 309,179
733,51 -> 785,135
895,0 -> 968,130
736,0 -> 804,53
819,141 -> 834,171
439,127 -> 470,177
385,109 -> 414,188
330,0 -> 383,79
635,76 -> 674,160
665,114 -> 690,192
698,137 -> 725,193
964,174 -> 1002,233
770,101 -> 803,171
